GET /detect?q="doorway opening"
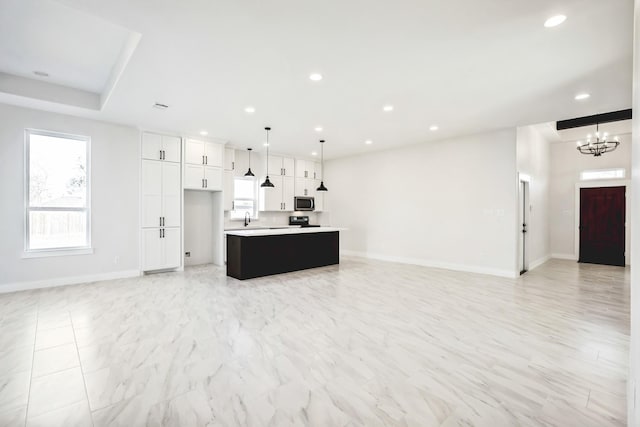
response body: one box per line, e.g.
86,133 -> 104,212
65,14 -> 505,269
578,186 -> 626,266
518,178 -> 530,275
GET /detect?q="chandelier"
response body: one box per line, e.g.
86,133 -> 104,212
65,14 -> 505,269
576,123 -> 620,156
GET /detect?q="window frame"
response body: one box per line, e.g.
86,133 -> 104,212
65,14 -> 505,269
579,168 -> 626,181
24,129 -> 92,256
229,176 -> 259,220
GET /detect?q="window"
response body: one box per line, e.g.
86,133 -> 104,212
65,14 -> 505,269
229,177 -> 258,220
580,168 -> 625,181
25,130 -> 90,252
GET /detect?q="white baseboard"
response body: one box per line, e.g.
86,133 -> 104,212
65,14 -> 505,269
529,255 -> 551,271
551,253 -> 578,261
0,270 -> 141,294
340,250 -> 518,278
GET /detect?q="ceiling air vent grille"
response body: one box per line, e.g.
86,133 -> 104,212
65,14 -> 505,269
153,102 -> 169,110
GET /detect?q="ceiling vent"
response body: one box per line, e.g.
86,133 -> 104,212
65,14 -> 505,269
153,102 -> 169,110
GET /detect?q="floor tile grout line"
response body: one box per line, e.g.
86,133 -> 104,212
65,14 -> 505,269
23,306 -> 39,427
70,314 -> 96,427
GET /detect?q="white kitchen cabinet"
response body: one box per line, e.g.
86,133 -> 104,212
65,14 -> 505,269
294,177 -> 316,197
314,180 -> 325,211
296,159 -> 318,179
141,160 -> 181,228
142,133 -> 181,163
141,134 -> 182,273
184,164 -> 223,191
267,155 -> 294,177
224,148 -> 235,171
224,170 -> 234,211
185,139 -> 223,167
142,227 -> 180,271
259,175 -> 294,211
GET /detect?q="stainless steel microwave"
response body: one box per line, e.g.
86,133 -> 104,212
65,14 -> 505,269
294,196 -> 315,211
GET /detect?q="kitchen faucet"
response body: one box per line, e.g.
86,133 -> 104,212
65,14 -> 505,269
244,212 -> 251,227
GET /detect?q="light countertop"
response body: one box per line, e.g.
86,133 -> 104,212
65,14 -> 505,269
224,226 -> 342,237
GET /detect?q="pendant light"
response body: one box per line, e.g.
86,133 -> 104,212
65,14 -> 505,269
316,139 -> 328,191
261,127 -> 274,188
244,148 -> 255,176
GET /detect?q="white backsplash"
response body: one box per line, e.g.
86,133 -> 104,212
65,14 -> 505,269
224,211 -> 328,229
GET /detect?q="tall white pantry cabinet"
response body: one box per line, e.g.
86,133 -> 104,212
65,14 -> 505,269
141,132 -> 182,272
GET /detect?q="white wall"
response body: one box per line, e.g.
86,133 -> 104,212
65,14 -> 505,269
630,1 -> 640,423
549,133 -> 632,260
324,129 -> 519,277
516,124 -> 552,269
184,190 -> 215,266
0,103 -> 140,291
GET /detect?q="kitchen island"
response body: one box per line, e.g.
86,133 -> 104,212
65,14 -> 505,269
225,227 -> 340,280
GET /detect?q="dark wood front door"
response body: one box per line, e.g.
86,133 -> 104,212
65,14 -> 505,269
579,186 -> 625,266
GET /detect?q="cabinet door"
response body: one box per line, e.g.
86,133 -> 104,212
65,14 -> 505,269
260,175 -> 283,211
162,136 -> 181,163
204,167 -> 223,191
267,155 -> 282,176
184,164 -> 204,189
162,162 -> 181,227
162,227 -> 181,269
142,228 -> 163,271
224,148 -> 235,171
282,176 -> 295,211
142,133 -> 162,161
185,139 -> 205,165
224,170 -> 234,211
205,142 -> 223,168
313,162 -> 321,180
295,159 -> 307,178
282,157 -> 295,177
294,177 -> 307,197
141,160 -> 162,228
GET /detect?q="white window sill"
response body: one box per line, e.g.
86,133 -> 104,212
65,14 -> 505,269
22,248 -> 94,259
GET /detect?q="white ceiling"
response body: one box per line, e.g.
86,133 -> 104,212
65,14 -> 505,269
0,0 -> 633,159
0,0 -> 132,93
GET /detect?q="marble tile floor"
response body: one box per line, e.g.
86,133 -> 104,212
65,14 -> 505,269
0,257 -> 629,427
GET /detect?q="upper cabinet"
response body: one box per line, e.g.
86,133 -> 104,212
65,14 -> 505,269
295,159 -> 318,179
259,175 -> 295,211
142,132 -> 181,163
224,147 -> 235,171
185,139 -> 223,167
267,155 -> 294,177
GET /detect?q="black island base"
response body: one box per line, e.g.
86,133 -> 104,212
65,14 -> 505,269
226,231 -> 339,280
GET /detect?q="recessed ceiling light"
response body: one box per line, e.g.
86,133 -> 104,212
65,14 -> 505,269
544,15 -> 566,28
244,106 -> 256,113
33,70 -> 49,77
153,102 -> 169,110
200,131 -> 208,136
365,140 -> 373,145
575,93 -> 590,101
311,152 -> 318,156
309,73 -> 323,81
429,125 -> 439,131
314,126 -> 323,132
383,105 -> 394,112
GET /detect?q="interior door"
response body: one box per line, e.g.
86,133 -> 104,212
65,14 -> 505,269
579,186 -> 625,266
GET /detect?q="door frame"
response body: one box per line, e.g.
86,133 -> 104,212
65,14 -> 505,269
518,173 -> 531,275
574,179 -> 630,265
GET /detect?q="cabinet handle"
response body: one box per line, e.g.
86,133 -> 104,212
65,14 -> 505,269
205,179 -> 208,188
163,150 -> 166,160
205,155 -> 208,165
284,168 -> 286,175
159,229 -> 162,238
232,201 -> 235,210
202,155 -> 205,165
162,217 -> 165,226
160,217 -> 162,226
232,161 -> 235,170
202,178 -> 205,188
